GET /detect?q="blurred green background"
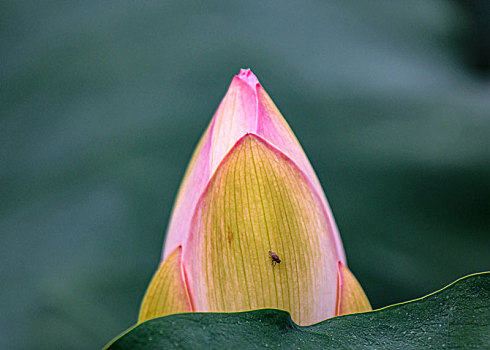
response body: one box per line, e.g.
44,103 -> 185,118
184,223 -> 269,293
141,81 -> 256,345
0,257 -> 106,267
1,1 -> 489,349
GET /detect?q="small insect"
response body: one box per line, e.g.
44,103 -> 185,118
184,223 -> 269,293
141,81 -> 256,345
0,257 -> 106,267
269,250 -> 281,266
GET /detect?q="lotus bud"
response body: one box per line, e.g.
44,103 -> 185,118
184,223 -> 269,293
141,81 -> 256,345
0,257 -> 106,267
139,69 -> 371,325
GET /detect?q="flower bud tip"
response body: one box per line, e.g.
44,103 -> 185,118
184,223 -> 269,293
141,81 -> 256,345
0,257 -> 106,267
238,68 -> 260,90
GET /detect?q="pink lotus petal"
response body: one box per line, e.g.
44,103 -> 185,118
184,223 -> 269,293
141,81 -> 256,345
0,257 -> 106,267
164,69 -> 345,266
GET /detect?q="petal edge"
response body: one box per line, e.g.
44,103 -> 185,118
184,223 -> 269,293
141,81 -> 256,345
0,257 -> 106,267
139,246 -> 192,323
335,261 -> 372,316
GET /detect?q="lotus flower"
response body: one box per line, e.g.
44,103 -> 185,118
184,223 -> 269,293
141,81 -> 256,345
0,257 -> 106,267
139,69 -> 371,325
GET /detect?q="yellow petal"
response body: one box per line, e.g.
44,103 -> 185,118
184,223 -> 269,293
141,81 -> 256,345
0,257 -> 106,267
335,261 -> 371,316
185,134 -> 341,325
138,246 -> 192,323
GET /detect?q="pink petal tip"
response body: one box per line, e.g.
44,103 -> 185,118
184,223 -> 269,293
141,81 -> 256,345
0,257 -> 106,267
237,68 -> 260,90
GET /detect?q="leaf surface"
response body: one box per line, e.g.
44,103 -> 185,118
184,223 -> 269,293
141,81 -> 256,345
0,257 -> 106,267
106,272 -> 490,349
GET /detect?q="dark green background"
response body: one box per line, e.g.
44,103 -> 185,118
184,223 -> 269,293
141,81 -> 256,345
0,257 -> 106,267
1,1 -> 489,349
